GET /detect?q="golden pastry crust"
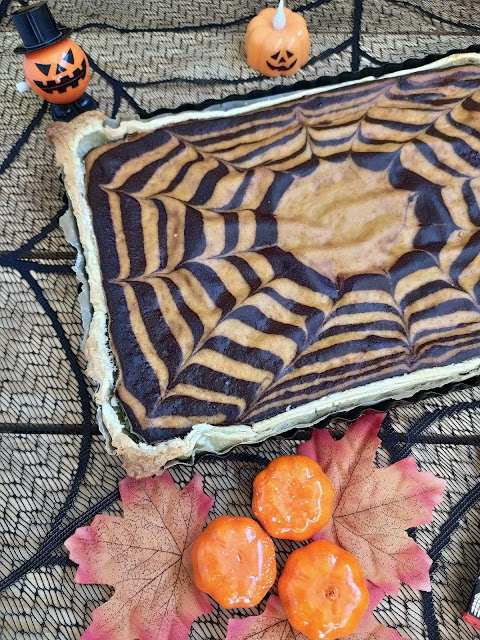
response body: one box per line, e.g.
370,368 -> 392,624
48,53 -> 480,477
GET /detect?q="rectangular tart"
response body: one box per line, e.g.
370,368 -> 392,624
49,53 -> 480,477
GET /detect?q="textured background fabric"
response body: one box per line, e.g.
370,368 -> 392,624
1,0 -> 480,638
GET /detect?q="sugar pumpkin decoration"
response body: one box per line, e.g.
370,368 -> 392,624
192,515 -> 276,608
246,0 -> 310,77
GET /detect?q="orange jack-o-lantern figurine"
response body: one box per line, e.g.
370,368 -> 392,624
12,2 -> 98,122
246,0 -> 310,77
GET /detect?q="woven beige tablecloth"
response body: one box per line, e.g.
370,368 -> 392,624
1,1 -> 480,638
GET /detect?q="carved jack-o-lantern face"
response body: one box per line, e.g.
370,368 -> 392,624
246,6 -> 310,77
23,38 -> 90,104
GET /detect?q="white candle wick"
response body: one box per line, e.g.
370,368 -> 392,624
273,0 -> 286,30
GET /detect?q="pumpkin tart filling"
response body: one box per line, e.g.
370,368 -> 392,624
82,62 -> 480,444
48,54 -> 480,474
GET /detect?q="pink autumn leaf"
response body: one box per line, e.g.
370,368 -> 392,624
298,410 -> 446,596
64,473 -> 214,640
348,582 -> 406,640
225,596 -> 305,640
225,594 -> 406,640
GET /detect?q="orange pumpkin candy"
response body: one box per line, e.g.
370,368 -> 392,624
23,38 -> 90,104
246,2 -> 310,77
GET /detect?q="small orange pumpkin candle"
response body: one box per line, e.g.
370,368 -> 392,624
245,0 -> 310,77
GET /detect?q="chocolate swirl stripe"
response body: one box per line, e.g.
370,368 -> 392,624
87,64 -> 480,443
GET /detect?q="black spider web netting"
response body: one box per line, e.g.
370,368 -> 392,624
1,0 -> 480,638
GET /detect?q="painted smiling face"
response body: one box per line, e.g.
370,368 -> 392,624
23,38 -> 90,104
245,6 -> 310,77
267,49 -> 297,73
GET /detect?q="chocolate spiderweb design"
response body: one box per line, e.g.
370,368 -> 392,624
87,64 -> 480,443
